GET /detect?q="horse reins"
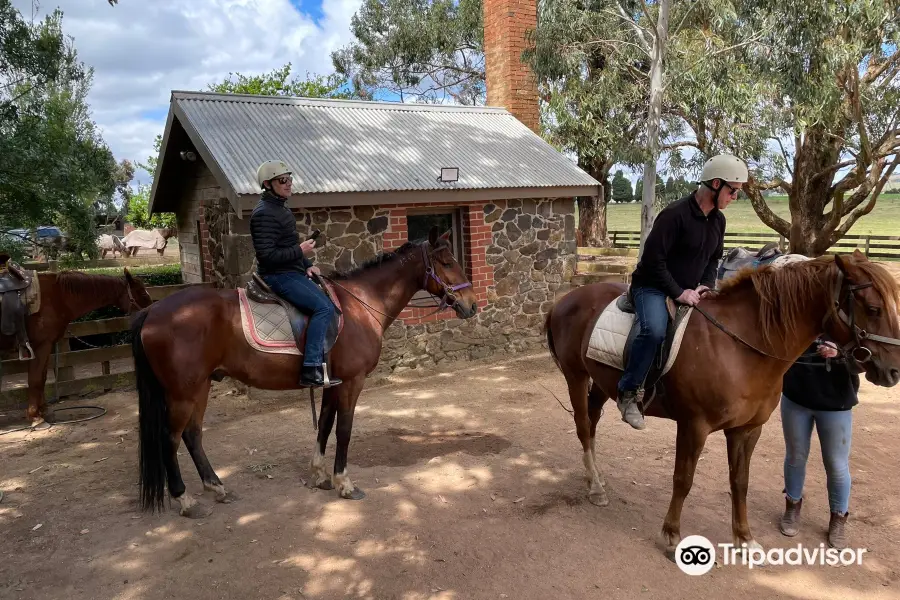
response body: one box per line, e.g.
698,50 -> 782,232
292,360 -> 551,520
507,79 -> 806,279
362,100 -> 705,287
321,242 -> 471,332
694,268 -> 900,365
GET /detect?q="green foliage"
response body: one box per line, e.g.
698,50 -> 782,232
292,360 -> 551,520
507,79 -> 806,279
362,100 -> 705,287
611,170 -> 633,203
208,63 -> 356,99
0,1 -> 118,260
127,184 -> 175,229
331,0 -> 485,104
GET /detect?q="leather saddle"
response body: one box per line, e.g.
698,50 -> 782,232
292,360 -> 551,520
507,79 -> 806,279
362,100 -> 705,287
0,254 -> 35,360
717,242 -> 782,284
244,272 -> 341,356
615,289 -> 691,399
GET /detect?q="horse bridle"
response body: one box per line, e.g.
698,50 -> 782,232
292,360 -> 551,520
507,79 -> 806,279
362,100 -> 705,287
421,243 -> 471,311
829,270 -> 900,364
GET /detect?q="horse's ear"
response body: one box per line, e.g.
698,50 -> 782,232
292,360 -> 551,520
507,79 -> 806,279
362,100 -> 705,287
124,267 -> 133,282
834,254 -> 851,275
852,248 -> 868,262
440,229 -> 452,241
428,226 -> 439,246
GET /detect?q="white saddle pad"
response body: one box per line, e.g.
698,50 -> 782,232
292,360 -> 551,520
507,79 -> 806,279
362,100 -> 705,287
238,288 -> 301,356
586,298 -> 693,376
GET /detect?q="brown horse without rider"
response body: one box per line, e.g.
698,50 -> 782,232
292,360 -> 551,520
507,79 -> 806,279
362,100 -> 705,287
545,250 -> 900,556
0,268 -> 152,425
131,228 -> 478,518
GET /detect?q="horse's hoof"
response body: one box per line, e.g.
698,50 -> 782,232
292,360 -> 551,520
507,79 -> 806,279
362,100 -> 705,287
181,503 -> 212,519
341,487 -> 366,501
31,419 -> 51,431
216,491 -> 239,504
588,491 -> 609,507
315,479 -> 334,491
665,548 -> 677,563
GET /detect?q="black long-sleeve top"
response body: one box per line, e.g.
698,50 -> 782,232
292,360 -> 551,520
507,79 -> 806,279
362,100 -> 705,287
630,192 -> 725,299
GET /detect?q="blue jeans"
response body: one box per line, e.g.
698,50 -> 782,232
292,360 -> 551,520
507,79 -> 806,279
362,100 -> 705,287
618,286 -> 669,393
781,394 -> 852,514
262,272 -> 335,367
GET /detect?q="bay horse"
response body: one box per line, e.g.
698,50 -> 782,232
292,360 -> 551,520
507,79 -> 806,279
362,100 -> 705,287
0,268 -> 153,425
131,228 -> 478,518
544,250 -> 900,556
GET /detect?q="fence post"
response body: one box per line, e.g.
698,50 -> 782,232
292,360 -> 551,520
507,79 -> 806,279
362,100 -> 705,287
612,231 -> 617,247
778,235 -> 786,252
864,236 -> 870,258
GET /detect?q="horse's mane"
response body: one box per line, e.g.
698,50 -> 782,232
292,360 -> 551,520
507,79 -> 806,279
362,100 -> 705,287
715,255 -> 900,346
330,241 -> 420,280
57,270 -> 125,298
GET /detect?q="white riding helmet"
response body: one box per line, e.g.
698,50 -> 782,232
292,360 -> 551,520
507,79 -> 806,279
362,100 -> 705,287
256,160 -> 293,189
700,154 -> 748,184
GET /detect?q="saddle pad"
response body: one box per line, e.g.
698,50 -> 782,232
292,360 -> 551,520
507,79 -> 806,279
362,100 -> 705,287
237,282 -> 344,356
24,270 -> 40,314
586,300 -> 694,375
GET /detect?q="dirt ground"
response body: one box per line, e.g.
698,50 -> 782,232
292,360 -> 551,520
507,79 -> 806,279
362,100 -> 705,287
1,353 -> 899,600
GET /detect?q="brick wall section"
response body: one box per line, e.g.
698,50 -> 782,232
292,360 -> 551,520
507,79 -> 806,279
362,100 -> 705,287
378,201 -> 495,325
483,0 -> 540,134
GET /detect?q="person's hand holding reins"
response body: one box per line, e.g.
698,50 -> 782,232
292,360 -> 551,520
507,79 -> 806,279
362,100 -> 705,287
817,341 -> 839,359
677,288 -> 702,306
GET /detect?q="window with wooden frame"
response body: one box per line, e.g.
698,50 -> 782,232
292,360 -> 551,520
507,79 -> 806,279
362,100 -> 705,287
406,207 -> 465,303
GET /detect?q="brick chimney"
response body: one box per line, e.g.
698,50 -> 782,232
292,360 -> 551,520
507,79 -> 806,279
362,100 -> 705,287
483,0 -> 539,134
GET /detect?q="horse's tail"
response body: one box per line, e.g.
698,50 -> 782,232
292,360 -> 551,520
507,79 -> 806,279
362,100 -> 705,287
544,308 -> 562,373
131,308 -> 170,513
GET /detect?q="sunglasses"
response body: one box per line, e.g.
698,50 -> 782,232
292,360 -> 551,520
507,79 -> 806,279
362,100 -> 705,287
271,176 -> 292,185
722,182 -> 741,197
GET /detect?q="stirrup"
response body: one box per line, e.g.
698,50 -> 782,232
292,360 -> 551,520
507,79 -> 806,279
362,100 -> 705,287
18,342 -> 34,361
321,362 -> 342,388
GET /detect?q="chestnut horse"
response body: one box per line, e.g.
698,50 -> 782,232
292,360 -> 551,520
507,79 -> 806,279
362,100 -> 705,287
131,228 -> 478,518
544,250 -> 900,556
0,269 -> 153,425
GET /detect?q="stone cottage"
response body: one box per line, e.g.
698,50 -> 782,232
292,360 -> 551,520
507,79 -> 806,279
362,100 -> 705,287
147,0 -> 601,373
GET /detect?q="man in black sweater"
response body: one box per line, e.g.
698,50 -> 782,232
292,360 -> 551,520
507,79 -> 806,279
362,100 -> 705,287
617,154 -> 748,429
250,160 -> 341,388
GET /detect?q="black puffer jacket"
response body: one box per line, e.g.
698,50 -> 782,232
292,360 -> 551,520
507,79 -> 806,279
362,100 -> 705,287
250,190 -> 313,276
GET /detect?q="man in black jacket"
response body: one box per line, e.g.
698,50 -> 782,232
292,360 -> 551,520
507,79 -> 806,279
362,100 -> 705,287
250,160 -> 341,388
617,154 -> 748,429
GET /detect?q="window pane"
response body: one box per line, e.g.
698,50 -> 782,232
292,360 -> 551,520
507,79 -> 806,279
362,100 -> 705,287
407,213 -> 454,244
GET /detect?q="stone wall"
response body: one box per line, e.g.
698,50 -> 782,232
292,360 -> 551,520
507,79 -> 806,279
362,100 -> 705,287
209,197 -> 576,377
173,161 -> 220,284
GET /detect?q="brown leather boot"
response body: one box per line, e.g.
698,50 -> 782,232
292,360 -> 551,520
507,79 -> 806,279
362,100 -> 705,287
779,496 -> 802,536
828,511 -> 849,549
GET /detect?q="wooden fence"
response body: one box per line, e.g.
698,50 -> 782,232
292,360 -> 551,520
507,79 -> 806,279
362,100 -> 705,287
608,230 -> 900,260
0,282 -> 214,410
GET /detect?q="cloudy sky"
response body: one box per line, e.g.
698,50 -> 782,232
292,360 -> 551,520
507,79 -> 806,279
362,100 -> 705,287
12,0 -> 363,185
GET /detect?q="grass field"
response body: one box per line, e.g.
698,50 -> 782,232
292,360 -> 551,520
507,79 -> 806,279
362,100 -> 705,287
604,192 -> 900,236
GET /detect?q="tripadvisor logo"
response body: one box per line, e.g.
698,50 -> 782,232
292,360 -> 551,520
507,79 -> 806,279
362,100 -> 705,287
675,535 -> 868,574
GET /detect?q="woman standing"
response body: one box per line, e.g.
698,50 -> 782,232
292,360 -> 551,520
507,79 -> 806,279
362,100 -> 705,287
779,338 -> 859,549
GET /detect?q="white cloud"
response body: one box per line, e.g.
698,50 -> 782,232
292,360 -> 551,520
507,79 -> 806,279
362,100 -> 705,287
12,0 -> 362,185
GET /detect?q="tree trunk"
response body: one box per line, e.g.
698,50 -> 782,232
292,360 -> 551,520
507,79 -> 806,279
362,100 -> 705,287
576,160 -> 611,247
638,0 -> 670,258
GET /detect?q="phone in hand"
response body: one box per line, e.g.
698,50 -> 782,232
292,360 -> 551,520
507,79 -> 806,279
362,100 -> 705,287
308,229 -> 321,241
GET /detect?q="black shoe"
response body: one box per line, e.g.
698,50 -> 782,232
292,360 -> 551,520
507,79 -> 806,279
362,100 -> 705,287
300,365 -> 342,388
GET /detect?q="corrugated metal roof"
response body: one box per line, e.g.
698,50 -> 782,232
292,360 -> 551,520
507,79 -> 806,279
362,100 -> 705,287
168,91 -> 600,198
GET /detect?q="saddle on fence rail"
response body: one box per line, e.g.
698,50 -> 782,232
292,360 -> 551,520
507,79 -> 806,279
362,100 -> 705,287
0,253 -> 40,360
238,272 -> 342,356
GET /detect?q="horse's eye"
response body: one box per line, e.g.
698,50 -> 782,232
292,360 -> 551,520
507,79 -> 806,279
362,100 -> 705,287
442,262 -> 452,268
866,305 -> 882,317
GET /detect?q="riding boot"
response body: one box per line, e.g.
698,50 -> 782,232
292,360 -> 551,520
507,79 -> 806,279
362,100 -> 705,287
827,511 -> 849,549
300,364 -> 342,388
779,495 -> 802,537
616,389 -> 646,430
